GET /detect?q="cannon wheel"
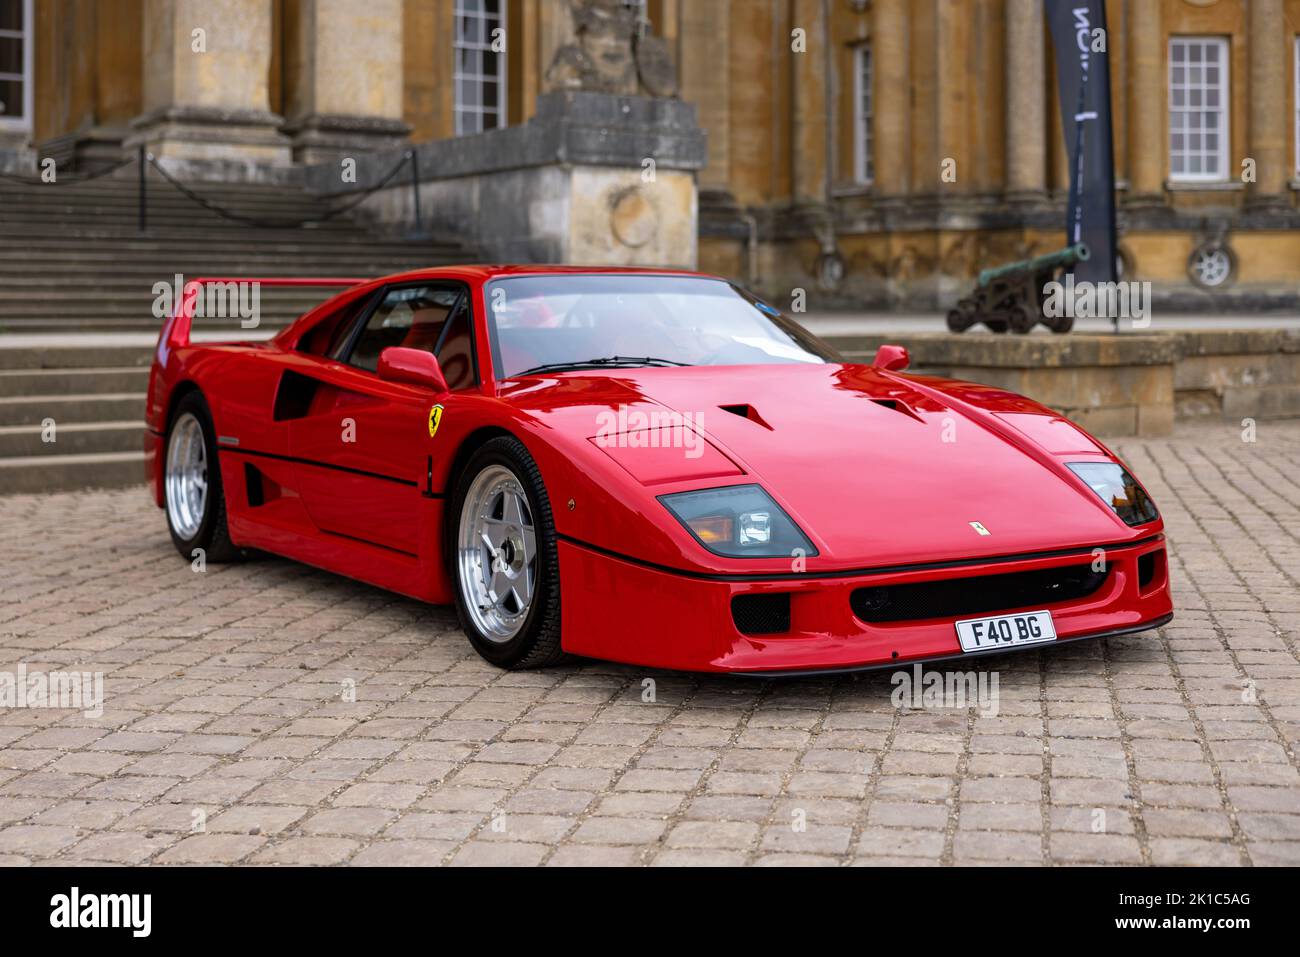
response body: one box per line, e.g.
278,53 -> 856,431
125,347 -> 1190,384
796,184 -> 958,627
986,319 -> 1009,334
1009,305 -> 1035,334
946,308 -> 976,333
1047,314 -> 1075,334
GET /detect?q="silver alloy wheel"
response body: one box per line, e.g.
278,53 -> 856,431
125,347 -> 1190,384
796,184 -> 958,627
457,464 -> 538,642
165,411 -> 208,540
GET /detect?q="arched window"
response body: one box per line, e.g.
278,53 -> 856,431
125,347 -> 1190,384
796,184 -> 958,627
454,0 -> 507,136
0,0 -> 33,132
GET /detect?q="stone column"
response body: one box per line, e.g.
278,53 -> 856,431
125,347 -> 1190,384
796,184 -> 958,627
678,0 -> 730,192
790,0 -> 827,206
871,0 -> 909,198
128,0 -> 290,168
1003,0 -> 1046,202
285,0 -> 409,165
1125,0 -> 1162,204
1246,0 -> 1288,209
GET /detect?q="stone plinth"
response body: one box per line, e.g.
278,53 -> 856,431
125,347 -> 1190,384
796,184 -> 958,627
309,91 -> 707,267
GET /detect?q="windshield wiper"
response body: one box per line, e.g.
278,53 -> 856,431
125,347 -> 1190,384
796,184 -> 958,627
512,356 -> 693,377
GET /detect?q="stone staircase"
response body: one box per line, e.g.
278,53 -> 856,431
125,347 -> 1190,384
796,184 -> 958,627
0,174 -> 477,333
0,172 -> 479,493
0,342 -> 152,493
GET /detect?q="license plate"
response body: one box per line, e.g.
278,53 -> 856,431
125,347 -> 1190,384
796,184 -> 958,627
955,609 -> 1057,653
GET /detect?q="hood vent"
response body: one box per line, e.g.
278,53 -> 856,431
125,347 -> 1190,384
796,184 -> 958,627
719,403 -> 773,430
870,397 -> 923,422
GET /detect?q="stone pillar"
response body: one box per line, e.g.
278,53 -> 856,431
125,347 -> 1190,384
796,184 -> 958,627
1246,0 -> 1288,209
1125,0 -> 1162,204
128,0 -> 290,168
871,0 -> 909,197
790,0 -> 827,206
1004,0 -> 1046,202
286,0 -> 409,165
678,0 -> 730,192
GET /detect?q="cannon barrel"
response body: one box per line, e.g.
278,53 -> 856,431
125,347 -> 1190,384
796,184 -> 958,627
977,243 -> 1090,288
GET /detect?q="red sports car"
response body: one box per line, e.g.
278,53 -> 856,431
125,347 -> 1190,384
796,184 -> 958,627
145,266 -> 1172,674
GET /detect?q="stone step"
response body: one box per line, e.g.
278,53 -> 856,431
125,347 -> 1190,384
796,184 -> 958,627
0,345 -> 155,370
0,366 -> 151,397
0,319 -> 291,332
0,450 -> 146,495
0,393 -> 146,427
0,420 -> 142,457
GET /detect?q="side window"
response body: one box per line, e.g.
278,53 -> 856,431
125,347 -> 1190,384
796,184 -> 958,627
344,285 -> 460,373
435,300 -> 476,390
297,293 -> 372,357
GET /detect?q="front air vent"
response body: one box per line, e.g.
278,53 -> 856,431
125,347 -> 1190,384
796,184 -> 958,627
851,563 -> 1109,623
1137,549 -> 1165,592
731,593 -> 791,635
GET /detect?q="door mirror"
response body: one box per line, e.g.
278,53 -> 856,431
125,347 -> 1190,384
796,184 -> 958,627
872,344 -> 910,372
377,347 -> 449,393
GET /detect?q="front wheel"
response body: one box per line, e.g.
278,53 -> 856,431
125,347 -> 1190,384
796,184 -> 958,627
449,436 -> 564,669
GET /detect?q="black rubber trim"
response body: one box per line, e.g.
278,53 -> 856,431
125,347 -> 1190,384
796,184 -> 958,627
218,445 -> 437,492
733,613 -> 1175,679
320,528 -> 420,559
556,532 -> 1164,583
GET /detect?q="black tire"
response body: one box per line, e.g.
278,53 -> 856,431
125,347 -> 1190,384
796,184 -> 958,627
163,391 -> 242,563
448,436 -> 564,669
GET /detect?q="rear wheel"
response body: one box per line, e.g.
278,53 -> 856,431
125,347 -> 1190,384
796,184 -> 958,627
450,436 -> 563,669
164,392 -> 241,562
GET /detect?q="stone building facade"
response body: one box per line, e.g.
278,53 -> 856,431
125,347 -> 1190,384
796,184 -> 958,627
6,0 -> 1300,309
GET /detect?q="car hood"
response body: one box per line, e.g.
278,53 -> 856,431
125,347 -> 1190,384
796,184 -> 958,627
503,363 -> 1153,570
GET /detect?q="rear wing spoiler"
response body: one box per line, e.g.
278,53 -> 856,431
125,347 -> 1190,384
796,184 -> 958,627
159,276 -> 368,351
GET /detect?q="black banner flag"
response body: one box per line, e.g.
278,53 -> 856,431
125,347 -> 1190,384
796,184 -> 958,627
1044,0 -> 1118,285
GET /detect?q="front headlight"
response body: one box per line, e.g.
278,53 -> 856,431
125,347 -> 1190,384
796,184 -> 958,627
658,485 -> 817,558
1067,462 -> 1159,526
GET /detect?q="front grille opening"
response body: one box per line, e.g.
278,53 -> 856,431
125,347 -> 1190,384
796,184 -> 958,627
1138,549 -> 1164,591
851,563 -> 1110,624
732,593 -> 791,635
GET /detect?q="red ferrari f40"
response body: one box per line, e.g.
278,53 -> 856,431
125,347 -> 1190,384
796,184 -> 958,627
146,267 -> 1172,673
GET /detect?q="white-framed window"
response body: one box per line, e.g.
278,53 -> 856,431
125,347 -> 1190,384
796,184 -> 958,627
1168,36 -> 1229,182
0,0 -> 33,132
853,43 -> 873,184
454,0 -> 507,136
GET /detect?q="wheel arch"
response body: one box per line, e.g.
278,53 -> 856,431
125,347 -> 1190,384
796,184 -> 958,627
163,380 -> 203,430
445,426 -> 518,494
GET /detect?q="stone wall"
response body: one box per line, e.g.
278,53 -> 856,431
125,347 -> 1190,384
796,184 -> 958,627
824,329 -> 1300,438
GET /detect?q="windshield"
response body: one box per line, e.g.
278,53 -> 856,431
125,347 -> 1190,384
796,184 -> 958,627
485,274 -> 840,378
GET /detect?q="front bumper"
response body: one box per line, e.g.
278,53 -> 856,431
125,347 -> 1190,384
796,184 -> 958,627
558,534 -> 1173,673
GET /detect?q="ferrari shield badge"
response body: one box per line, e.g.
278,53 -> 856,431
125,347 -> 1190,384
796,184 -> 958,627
428,404 -> 444,438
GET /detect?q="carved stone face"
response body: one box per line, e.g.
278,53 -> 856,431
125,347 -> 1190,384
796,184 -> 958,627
573,0 -> 639,94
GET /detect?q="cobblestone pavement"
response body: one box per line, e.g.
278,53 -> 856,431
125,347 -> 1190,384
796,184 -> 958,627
1,422 -> 1298,867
